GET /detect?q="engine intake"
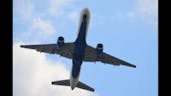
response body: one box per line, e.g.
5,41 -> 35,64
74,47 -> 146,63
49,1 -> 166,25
57,36 -> 64,48
96,43 -> 103,54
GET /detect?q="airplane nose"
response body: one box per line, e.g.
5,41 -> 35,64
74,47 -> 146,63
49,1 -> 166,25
83,8 -> 89,12
82,8 -> 90,16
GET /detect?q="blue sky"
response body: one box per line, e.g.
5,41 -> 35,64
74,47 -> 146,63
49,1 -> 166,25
13,0 -> 158,96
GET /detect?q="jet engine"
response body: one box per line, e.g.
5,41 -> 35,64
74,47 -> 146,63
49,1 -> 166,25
96,43 -> 103,54
57,36 -> 64,48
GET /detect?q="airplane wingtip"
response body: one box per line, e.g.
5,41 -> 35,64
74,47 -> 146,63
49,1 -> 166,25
20,45 -> 27,48
132,64 -> 136,68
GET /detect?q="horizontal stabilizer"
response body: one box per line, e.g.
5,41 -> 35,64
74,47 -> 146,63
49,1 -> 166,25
52,80 -> 70,86
52,80 -> 94,92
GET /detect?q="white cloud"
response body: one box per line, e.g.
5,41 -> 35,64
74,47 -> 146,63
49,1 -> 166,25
137,0 -> 158,18
117,0 -> 158,26
32,18 -> 56,38
14,0 -> 56,42
68,11 -> 79,22
18,17 -> 56,42
136,0 -> 158,25
126,11 -> 136,19
113,0 -> 158,26
48,0 -> 71,17
13,42 -> 96,96
47,0 -> 80,23
14,0 -> 80,42
14,0 -> 34,21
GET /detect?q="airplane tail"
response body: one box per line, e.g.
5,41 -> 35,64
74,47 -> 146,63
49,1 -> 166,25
52,79 -> 94,92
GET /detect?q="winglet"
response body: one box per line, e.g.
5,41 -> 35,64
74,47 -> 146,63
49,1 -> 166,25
123,63 -> 136,68
20,45 -> 29,48
130,64 -> 136,68
120,61 -> 136,68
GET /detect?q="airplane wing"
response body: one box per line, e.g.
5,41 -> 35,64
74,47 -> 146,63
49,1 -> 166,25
83,45 -> 136,68
20,43 -> 74,59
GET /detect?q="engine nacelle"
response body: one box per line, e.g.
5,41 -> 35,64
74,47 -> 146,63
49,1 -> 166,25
57,36 -> 64,48
96,43 -> 103,54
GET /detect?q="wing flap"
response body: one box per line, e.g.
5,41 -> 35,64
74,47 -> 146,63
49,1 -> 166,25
84,45 -> 136,68
100,52 -> 136,68
20,43 -> 74,59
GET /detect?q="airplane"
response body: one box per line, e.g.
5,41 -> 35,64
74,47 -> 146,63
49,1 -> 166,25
20,8 -> 136,92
